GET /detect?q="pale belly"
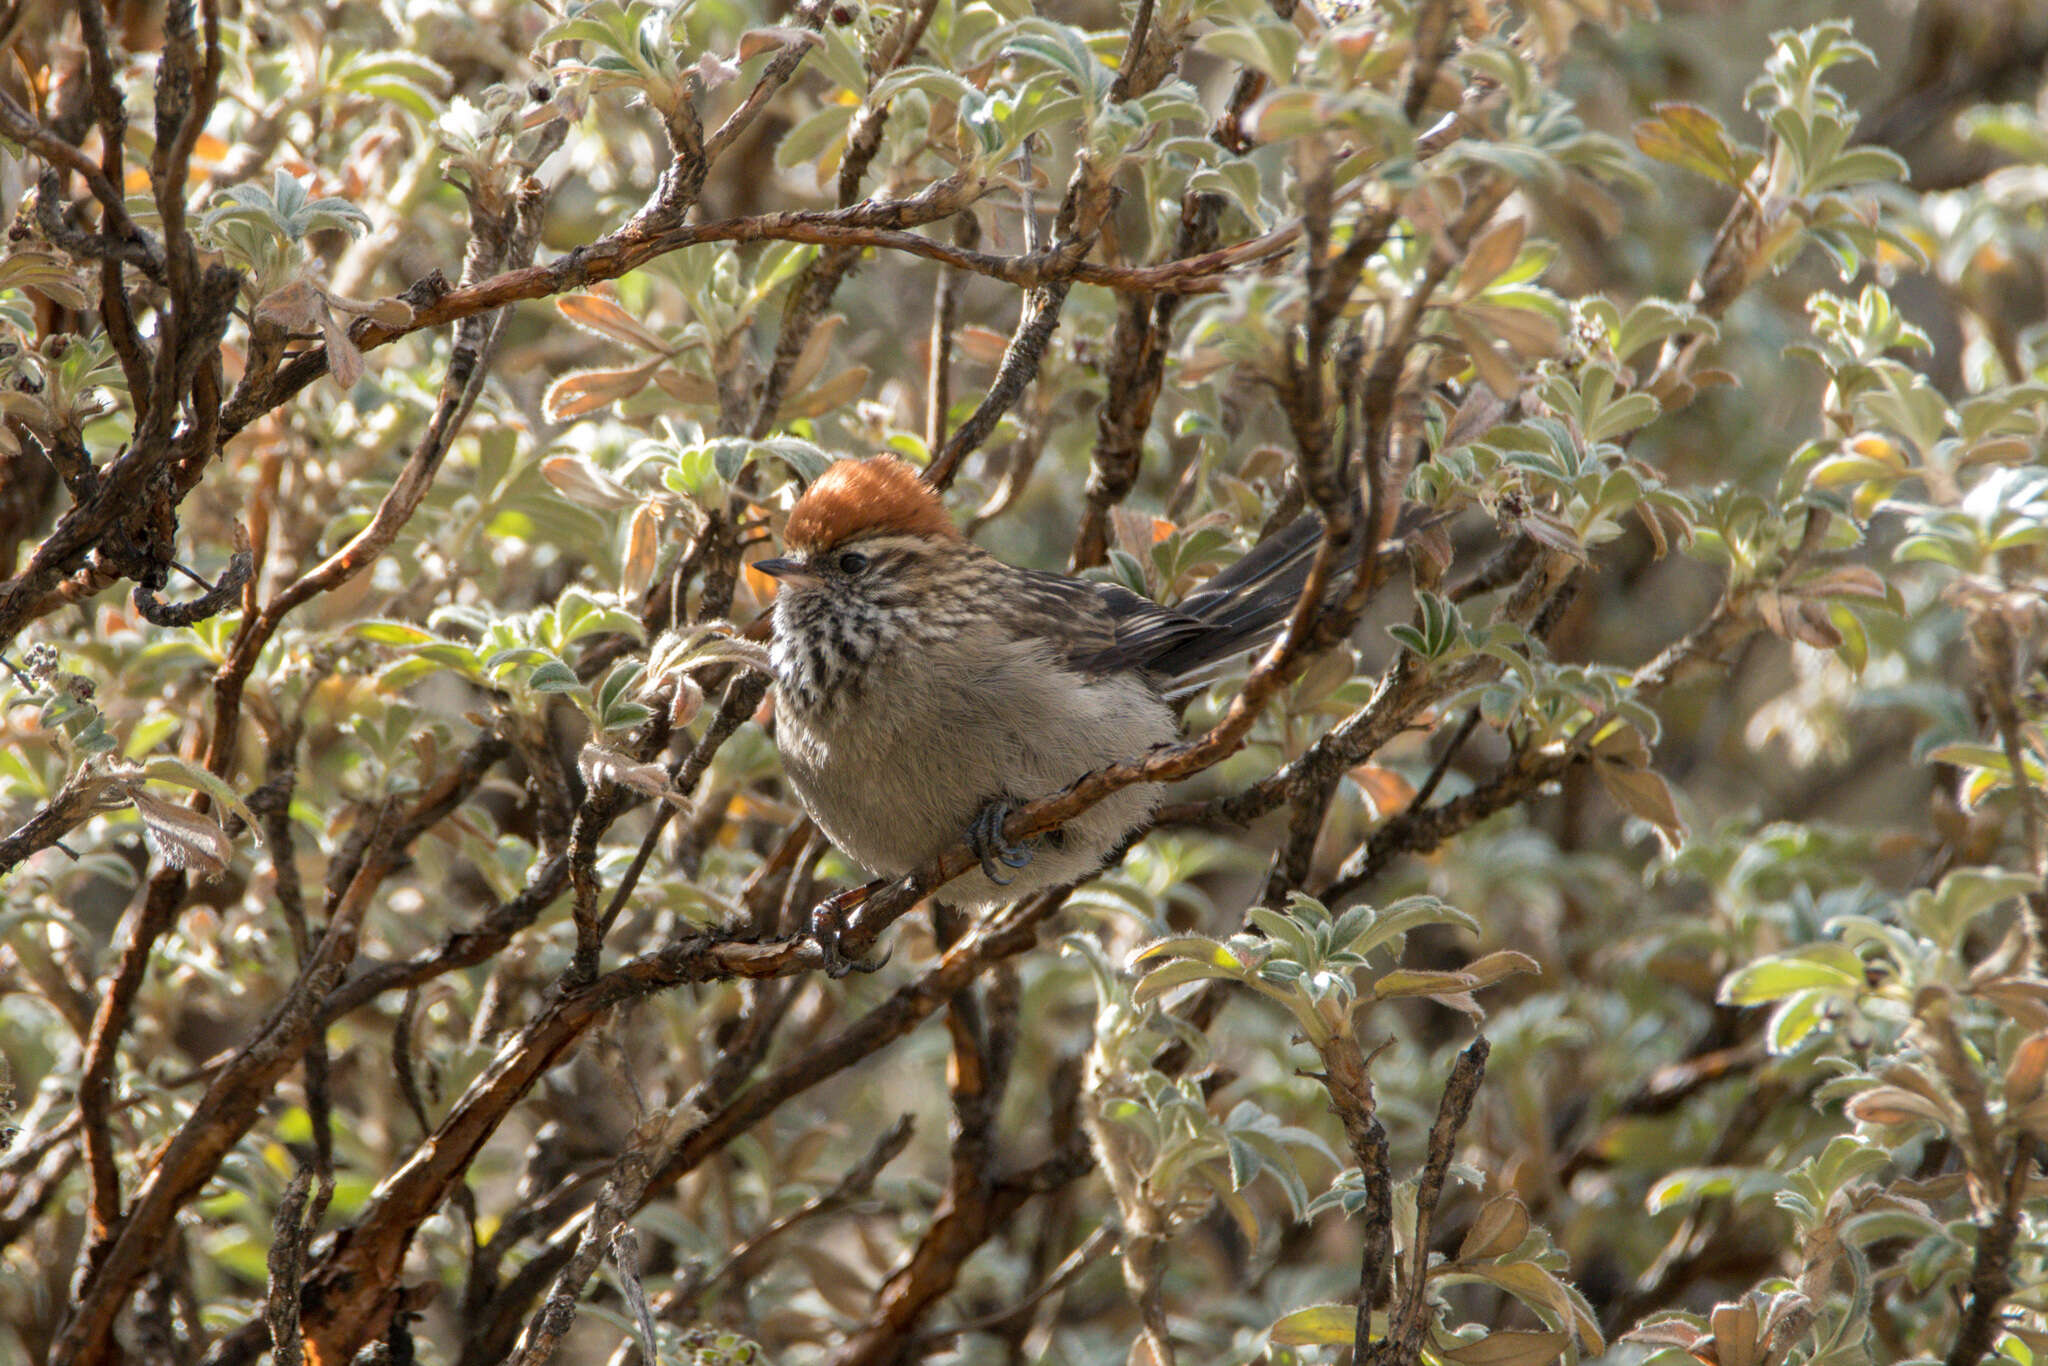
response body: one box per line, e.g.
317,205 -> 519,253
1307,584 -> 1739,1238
775,655 -> 1177,909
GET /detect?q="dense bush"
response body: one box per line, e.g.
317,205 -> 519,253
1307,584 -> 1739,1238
2,1 -> 2046,1364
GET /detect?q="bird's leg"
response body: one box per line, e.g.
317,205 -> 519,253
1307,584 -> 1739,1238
966,798 -> 1035,884
809,879 -> 891,978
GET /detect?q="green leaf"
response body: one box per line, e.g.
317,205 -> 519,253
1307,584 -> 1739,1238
1196,25 -> 1299,85
1267,1303 -> 1360,1347
352,620 -> 437,645
776,104 -> 855,170
527,659 -> 583,693
140,757 -> 257,831
1133,957 -> 1239,1005
1719,951 -> 1865,1005
1372,968 -> 1478,999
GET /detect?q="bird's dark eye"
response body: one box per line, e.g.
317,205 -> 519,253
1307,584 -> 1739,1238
836,551 -> 870,575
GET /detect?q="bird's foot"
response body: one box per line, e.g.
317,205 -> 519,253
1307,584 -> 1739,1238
809,880 -> 892,978
967,798 -> 1034,885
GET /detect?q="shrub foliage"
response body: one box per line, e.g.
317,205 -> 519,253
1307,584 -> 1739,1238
2,1 -> 2047,1364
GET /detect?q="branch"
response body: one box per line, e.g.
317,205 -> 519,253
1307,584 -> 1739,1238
1968,610 -> 2048,966
289,893 -> 1069,1364
54,815 -> 401,1366
1943,1140 -> 2032,1366
207,171 -> 551,774
0,87 -> 151,259
1072,191 -> 1223,569
823,910 -> 1026,1365
1370,1038 -> 1489,1365
0,764 -> 117,874
695,1115 -> 914,1302
505,1107 -> 691,1366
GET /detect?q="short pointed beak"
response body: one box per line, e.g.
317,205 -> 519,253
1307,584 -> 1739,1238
753,556 -> 814,583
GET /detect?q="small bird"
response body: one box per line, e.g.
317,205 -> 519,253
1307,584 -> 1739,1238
754,456 -> 1337,912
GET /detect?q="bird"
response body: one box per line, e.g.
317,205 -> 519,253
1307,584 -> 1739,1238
753,455 -> 1342,915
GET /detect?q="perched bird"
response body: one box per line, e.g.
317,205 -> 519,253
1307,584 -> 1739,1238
755,455 -> 1338,911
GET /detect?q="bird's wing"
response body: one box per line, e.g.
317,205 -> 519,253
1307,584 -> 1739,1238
995,567 -> 1209,680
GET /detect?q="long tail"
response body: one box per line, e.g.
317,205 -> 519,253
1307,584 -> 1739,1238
1150,509 -> 1431,690
1146,515 -> 1328,687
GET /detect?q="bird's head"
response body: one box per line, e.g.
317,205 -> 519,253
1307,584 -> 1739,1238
758,456 -> 979,710
755,456 -> 966,611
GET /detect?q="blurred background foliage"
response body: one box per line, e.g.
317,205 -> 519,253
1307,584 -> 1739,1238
1,0 -> 2047,1364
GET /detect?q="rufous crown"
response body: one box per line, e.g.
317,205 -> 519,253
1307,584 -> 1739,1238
784,456 -> 961,553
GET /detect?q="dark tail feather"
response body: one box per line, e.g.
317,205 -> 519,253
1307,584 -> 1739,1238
1147,516 -> 1327,686
1150,508 -> 1434,689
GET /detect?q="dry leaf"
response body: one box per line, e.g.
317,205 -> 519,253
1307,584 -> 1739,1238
131,789 -> 233,877
782,364 -> 870,420
785,314 -> 847,396
1593,759 -> 1684,840
692,51 -> 740,86
1843,1085 -> 1952,1129
1440,1329 -> 1570,1366
578,745 -> 688,806
542,361 -> 661,421
621,500 -> 662,600
540,454 -> 637,510
557,294 -> 674,354
955,325 -> 1012,366
738,26 -> 823,60
254,277 -> 327,332
1448,312 -> 1522,399
1464,302 -> 1564,358
1454,215 -> 1526,302
653,368 -> 720,404
1458,1193 -> 1532,1262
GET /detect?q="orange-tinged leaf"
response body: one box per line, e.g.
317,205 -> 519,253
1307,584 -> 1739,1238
1458,1193 -> 1532,1262
542,361 -> 660,421
782,364 -> 869,419
1847,432 -> 1908,466
540,455 -> 637,510
2005,1032 -> 2048,1109
1349,763 -> 1417,818
1634,102 -> 1760,188
621,500 -> 662,600
955,324 -> 1012,365
1441,1330 -> 1570,1366
654,368 -> 719,404
557,293 -> 674,354
1454,215 -> 1526,302
1593,759 -> 1684,840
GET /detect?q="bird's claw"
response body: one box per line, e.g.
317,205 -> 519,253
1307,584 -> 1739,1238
809,881 -> 890,978
967,799 -> 1034,885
